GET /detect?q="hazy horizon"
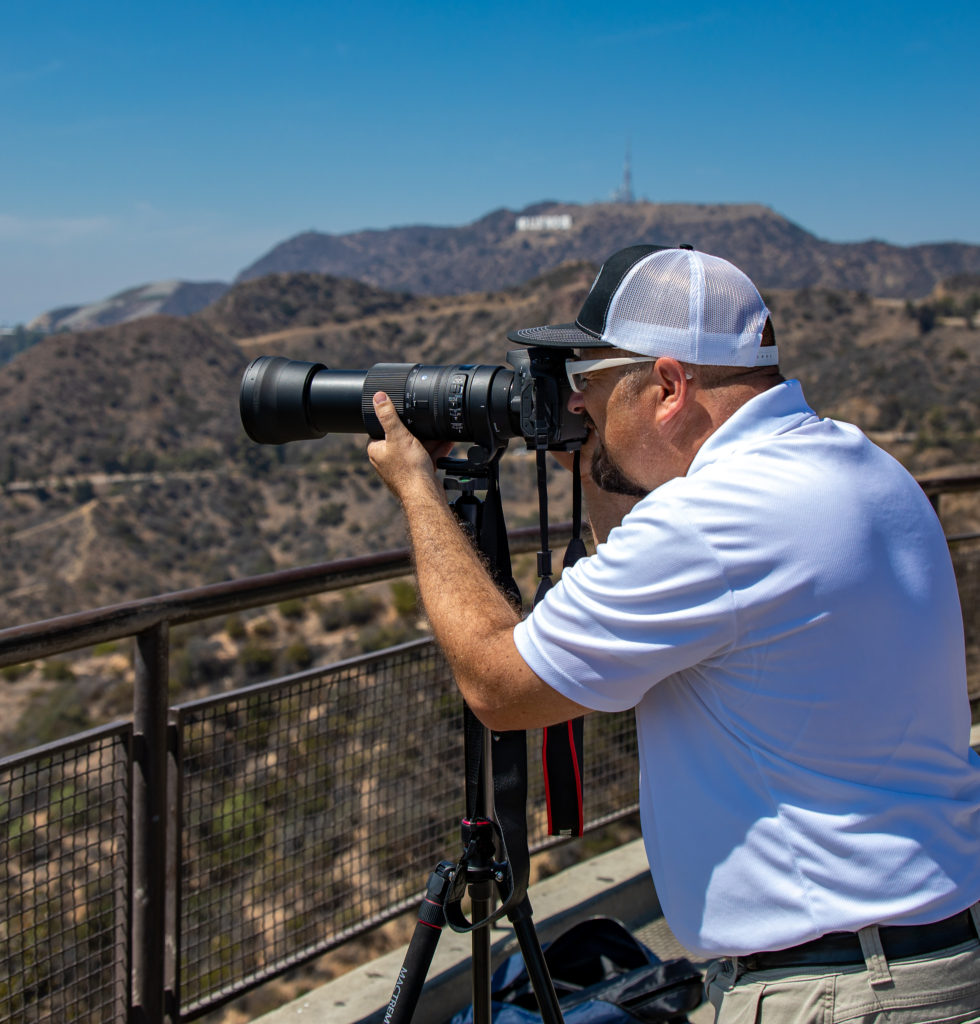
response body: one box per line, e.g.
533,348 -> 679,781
3,0 -> 978,325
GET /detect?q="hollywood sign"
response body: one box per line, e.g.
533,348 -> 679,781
515,214 -> 573,232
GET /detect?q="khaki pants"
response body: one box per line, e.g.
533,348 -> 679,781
705,922 -> 980,1023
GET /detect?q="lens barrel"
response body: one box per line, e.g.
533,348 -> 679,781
240,356 -> 521,449
240,357 -> 365,444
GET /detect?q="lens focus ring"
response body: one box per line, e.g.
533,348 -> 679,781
362,364 -> 415,416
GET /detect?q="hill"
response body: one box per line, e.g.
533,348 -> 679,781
0,263 -> 594,624
0,317 -> 245,482
236,201 -> 980,300
27,279 -> 229,334
195,273 -> 417,338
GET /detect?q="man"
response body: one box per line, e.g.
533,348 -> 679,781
366,245 -> 980,1022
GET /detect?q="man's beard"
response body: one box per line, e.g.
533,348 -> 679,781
590,440 -> 647,497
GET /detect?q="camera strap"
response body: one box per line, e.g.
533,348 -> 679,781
541,450 -> 587,837
444,456 -> 531,932
443,447 -> 588,933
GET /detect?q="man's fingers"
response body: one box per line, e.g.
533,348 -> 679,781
373,392 -> 417,446
373,392 -> 405,436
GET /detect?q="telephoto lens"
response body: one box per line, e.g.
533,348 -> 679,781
239,349 -> 586,453
240,355 -> 515,450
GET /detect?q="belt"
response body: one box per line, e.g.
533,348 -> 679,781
740,910 -> 976,972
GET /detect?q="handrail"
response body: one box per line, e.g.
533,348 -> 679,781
918,472 -> 980,499
0,519 -> 571,1024
4,468 -> 978,669
0,522 -> 573,668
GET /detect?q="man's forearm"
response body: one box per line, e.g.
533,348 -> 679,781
398,476 -> 521,683
366,392 -> 591,730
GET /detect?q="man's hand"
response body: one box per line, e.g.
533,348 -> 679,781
366,392 -> 454,502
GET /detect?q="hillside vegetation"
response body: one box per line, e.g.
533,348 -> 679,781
0,263 -> 594,627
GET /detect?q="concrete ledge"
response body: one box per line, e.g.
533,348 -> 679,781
255,839 -> 659,1024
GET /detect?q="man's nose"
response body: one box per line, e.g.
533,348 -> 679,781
567,390 -> 586,415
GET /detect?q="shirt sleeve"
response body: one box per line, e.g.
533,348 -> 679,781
513,497 -> 737,712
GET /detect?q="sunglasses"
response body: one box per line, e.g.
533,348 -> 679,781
565,356 -> 657,393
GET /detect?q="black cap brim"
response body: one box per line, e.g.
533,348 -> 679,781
505,323 -> 612,348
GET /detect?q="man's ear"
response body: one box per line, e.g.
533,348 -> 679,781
653,358 -> 690,422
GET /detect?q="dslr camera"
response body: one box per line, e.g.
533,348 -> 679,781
240,347 -> 586,457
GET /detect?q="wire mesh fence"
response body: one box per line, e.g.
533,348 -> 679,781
0,488 -> 977,1024
0,724 -> 131,1024
174,638 -> 637,1017
950,538 -> 980,712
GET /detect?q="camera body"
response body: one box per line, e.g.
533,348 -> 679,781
240,347 -> 586,456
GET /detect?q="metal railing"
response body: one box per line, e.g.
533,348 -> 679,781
1,475 -> 979,1024
3,523 -> 633,1023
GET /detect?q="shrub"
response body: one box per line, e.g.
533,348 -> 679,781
73,480 -> 95,504
316,502 -> 346,527
342,590 -> 382,625
241,642 -> 276,678
42,660 -> 75,682
224,614 -> 246,640
357,621 -> 419,653
319,590 -> 383,631
390,580 -> 418,618
286,640 -> 314,670
251,617 -> 277,639
277,598 -> 305,620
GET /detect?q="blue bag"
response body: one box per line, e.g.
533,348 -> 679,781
448,916 -> 704,1023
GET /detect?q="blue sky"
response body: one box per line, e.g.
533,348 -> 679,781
1,0 -> 977,325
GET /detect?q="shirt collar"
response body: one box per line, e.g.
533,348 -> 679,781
686,379 -> 818,477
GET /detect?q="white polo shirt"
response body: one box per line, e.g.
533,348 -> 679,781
514,379 -> 980,956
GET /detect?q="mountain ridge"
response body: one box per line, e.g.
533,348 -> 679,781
25,201 -> 980,332
28,279 -> 229,333
235,201 -> 980,300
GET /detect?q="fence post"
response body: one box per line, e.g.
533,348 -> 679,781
132,621 -> 172,1024
929,491 -> 942,521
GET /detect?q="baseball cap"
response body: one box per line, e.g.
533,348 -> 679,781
507,244 -> 778,368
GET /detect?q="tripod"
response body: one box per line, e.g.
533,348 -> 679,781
382,449 -> 566,1024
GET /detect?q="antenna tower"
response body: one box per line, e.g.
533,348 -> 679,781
623,140 -> 634,203
612,141 -> 634,204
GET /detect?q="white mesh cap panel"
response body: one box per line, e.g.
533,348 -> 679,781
603,249 -> 770,366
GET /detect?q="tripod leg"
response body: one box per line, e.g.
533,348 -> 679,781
509,897 -> 564,1024
383,861 -> 454,1024
470,726 -> 495,1024
469,876 -> 495,1024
